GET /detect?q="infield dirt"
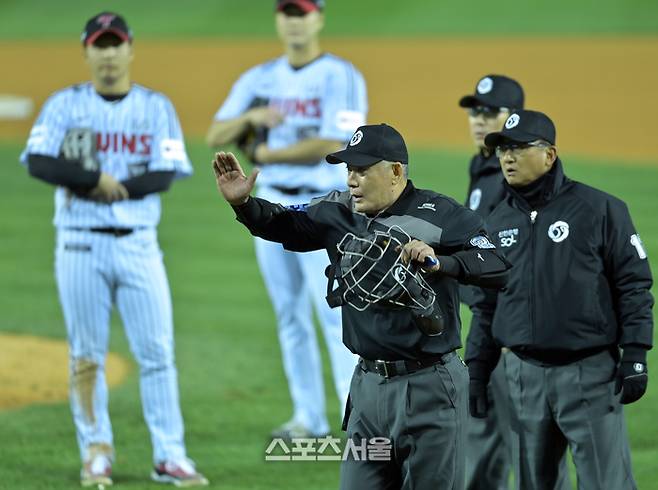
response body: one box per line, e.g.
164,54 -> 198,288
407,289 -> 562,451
1,37 -> 657,163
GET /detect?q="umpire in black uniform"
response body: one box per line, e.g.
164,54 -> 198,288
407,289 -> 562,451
466,110 -> 653,490
213,123 -> 511,489
459,74 -> 525,490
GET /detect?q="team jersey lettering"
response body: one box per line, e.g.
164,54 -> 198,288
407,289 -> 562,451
96,132 -> 153,155
270,97 -> 322,118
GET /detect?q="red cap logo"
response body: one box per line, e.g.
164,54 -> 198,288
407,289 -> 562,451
96,14 -> 116,28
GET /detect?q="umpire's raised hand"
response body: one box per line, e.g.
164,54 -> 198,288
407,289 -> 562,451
212,151 -> 259,205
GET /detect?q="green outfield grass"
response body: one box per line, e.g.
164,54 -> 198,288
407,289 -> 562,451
1,0 -> 658,39
0,140 -> 656,489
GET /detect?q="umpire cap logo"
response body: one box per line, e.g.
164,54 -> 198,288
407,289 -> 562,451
548,220 -> 569,243
349,130 -> 363,147
505,113 -> 520,129
477,77 -> 493,94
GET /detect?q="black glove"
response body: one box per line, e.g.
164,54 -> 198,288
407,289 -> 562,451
468,360 -> 492,418
615,345 -> 648,404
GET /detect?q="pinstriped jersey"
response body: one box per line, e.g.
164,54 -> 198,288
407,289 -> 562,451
20,82 -> 192,228
214,53 -> 368,192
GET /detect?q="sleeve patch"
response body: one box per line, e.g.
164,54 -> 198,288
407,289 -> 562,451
470,235 -> 496,249
630,234 -> 648,259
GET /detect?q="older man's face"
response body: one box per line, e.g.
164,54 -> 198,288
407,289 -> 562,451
346,160 -> 398,215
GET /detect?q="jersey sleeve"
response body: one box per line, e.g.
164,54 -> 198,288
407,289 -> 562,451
318,62 -> 368,142
437,204 -> 511,288
20,91 -> 71,165
213,67 -> 260,121
149,94 -> 192,179
604,197 -> 654,349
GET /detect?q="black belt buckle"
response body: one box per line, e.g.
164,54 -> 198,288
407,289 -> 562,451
374,360 -> 391,378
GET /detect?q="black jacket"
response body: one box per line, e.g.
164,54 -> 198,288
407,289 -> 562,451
461,151 -> 507,306
466,159 -> 654,368
465,151 -> 506,219
234,180 -> 510,361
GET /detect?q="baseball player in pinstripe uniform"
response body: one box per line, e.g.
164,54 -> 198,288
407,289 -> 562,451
20,13 -> 207,487
207,0 -> 367,439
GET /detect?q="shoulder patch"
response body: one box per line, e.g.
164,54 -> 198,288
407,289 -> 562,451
469,235 -> 496,249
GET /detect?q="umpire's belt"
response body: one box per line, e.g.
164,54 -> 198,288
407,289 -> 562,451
271,185 -> 322,196
359,351 -> 456,379
67,227 -> 138,237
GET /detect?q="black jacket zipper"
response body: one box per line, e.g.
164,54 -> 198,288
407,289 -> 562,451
530,209 -> 538,343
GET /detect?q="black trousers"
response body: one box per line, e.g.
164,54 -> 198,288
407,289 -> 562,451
339,353 -> 468,490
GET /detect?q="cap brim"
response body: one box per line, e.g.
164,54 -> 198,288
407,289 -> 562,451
85,28 -> 130,46
459,94 -> 500,109
326,149 -> 383,166
484,130 -> 541,148
277,0 -> 320,12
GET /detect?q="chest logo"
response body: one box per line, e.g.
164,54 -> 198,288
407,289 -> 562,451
469,188 -> 482,211
548,220 -> 570,243
417,202 -> 436,212
498,228 -> 519,248
349,130 -> 363,146
477,77 -> 493,94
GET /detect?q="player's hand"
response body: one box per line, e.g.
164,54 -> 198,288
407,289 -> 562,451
89,173 -> 129,203
212,151 -> 259,205
615,349 -> 648,404
400,240 -> 440,272
253,143 -> 269,164
246,106 -> 284,129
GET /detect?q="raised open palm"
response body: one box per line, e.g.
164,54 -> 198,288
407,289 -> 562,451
212,151 -> 259,205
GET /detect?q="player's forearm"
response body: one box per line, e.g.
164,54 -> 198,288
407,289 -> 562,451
258,139 -> 344,165
27,154 -> 100,189
121,171 -> 176,199
206,116 -> 251,147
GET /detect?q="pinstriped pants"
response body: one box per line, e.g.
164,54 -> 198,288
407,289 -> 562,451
55,228 -> 186,463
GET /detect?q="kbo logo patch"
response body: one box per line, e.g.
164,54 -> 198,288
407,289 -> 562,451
349,130 -> 363,146
505,114 -> 520,129
548,221 -> 569,243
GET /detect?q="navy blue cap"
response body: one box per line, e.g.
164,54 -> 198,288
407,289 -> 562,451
326,124 -> 408,167
485,110 -> 556,148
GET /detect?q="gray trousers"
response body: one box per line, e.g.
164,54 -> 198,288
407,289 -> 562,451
340,353 -> 469,490
465,354 -> 512,490
505,350 -> 637,490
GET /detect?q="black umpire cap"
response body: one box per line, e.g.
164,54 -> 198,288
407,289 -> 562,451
326,124 -> 408,167
82,12 -> 132,46
485,110 -> 556,148
459,75 -> 524,110
276,0 -> 324,12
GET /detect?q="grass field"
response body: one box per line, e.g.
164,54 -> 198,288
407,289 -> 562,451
1,0 -> 657,488
0,140 -> 656,489
1,0 -> 658,38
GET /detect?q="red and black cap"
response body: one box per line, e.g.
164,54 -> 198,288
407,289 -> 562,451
82,12 -> 132,46
459,75 -> 524,111
484,110 -> 556,148
326,124 -> 408,167
276,0 -> 324,13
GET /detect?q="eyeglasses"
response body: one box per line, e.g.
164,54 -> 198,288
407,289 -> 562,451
468,106 -> 509,119
495,141 -> 550,158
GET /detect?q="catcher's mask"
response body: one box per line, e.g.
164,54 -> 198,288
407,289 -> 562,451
326,226 -> 444,336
